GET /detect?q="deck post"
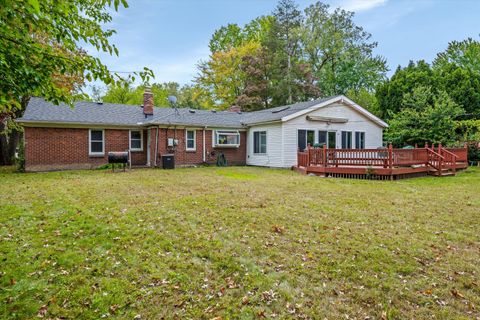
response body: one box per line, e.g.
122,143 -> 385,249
322,144 -> 327,167
307,144 -> 311,166
388,144 -> 393,169
388,144 -> 393,179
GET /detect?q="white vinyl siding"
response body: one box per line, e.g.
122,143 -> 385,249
281,102 -> 384,167
247,124 -> 283,167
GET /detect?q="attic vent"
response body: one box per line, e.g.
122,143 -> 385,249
272,106 -> 290,113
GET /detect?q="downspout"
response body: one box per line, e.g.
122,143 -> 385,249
203,126 -> 207,163
154,126 -> 159,167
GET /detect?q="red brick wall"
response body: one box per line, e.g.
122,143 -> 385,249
24,127 -> 247,171
152,128 -> 246,166
24,127 -> 147,171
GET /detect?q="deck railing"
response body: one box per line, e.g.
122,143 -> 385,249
297,144 -> 468,172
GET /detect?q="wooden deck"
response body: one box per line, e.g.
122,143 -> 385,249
294,144 -> 468,180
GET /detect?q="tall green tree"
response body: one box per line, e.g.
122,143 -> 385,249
267,0 -> 303,104
197,41 -> 262,109
236,47 -> 271,111
433,37 -> 480,74
197,0 -> 387,111
301,3 -> 387,97
376,60 -> 435,119
0,0 -> 152,165
433,38 -> 480,118
385,87 -> 463,147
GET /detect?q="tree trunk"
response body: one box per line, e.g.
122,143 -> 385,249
0,96 -> 29,166
0,120 -> 9,165
7,128 -> 21,164
287,54 -> 292,104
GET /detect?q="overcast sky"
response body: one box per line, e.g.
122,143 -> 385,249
90,0 -> 480,91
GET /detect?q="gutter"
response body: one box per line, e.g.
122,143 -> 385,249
16,119 -> 146,129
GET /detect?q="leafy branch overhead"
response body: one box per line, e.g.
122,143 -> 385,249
0,0 -> 153,112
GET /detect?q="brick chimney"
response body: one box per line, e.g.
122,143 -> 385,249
143,87 -> 154,115
228,105 -> 242,113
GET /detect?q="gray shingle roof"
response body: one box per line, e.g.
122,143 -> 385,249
240,96 -> 341,125
18,96 -> 342,128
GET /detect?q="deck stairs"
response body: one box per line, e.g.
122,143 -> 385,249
426,146 -> 458,176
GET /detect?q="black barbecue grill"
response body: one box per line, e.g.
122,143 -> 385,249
108,151 -> 130,172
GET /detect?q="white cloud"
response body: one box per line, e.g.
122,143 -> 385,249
337,0 -> 388,12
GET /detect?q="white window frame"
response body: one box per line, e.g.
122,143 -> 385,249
89,129 -> 105,156
129,130 -> 143,152
253,131 -> 267,154
318,130 -> 337,148
355,131 -> 365,149
341,130 -> 353,149
213,130 -> 240,148
185,130 -> 196,151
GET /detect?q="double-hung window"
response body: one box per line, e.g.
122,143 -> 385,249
214,130 -> 240,147
341,131 -> 352,149
253,131 -> 267,154
186,130 -> 196,151
129,130 -> 143,151
355,132 -> 365,149
89,129 -> 104,156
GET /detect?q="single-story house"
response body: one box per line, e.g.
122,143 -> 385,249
17,90 -> 388,171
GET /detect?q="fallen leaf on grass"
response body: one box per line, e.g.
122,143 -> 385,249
225,277 -> 237,289
37,305 -> 48,318
109,304 -> 118,314
450,289 -> 465,299
271,225 -> 285,234
241,296 -> 249,305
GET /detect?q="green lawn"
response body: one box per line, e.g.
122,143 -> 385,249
1,166 -> 479,319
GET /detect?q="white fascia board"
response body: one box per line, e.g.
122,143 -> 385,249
280,96 -> 344,122
339,96 -> 389,128
280,95 -> 388,128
